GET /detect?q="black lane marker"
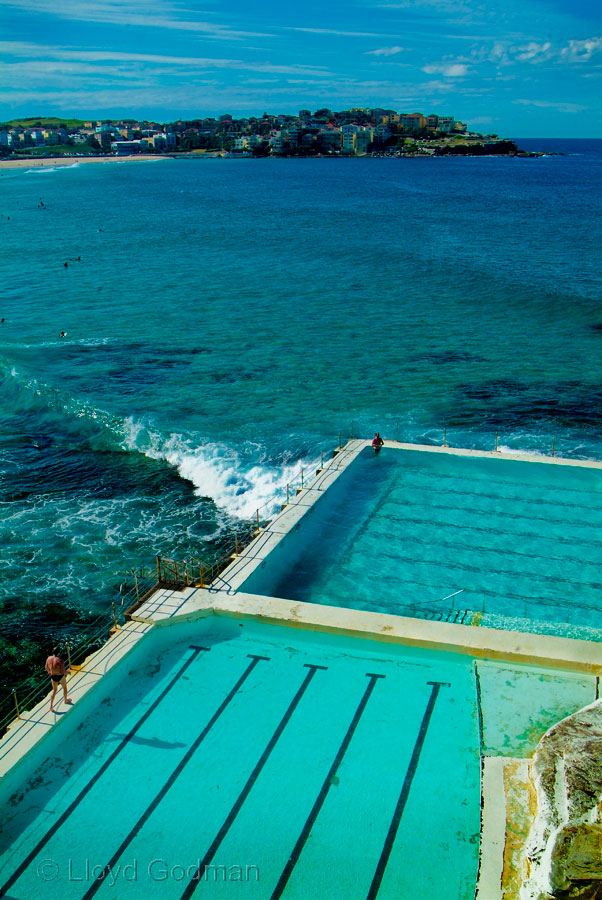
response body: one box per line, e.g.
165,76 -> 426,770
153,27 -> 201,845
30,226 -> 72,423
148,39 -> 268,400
180,663 -> 328,900
270,671 -> 386,900
474,664 -> 484,756
81,654 -> 269,900
0,645 -> 209,900
365,680 -> 449,900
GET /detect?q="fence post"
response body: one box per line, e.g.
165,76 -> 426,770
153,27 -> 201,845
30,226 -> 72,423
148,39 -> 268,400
12,689 -> 20,720
395,420 -> 399,443
111,602 -> 118,632
443,427 -> 447,448
301,468 -> 304,489
338,432 -> 342,449
495,433 -> 499,452
552,439 -> 555,457
133,570 -> 140,603
256,509 -> 260,528
199,563 -> 205,587
321,451 -> 324,470
156,554 -> 161,583
235,534 -> 239,555
286,483 -> 290,503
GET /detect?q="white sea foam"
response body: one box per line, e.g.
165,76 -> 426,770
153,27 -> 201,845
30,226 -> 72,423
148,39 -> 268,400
122,418 -> 316,520
2,360 -> 316,521
25,163 -> 81,174
497,444 -> 550,458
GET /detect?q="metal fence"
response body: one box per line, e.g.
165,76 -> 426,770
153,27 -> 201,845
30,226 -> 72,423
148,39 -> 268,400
0,604 -> 123,734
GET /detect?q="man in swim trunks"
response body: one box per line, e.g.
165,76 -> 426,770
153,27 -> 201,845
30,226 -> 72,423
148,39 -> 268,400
45,647 -> 72,712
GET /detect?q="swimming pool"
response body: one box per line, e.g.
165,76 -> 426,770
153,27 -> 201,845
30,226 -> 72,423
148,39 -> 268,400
0,617 -> 481,900
240,448 -> 602,636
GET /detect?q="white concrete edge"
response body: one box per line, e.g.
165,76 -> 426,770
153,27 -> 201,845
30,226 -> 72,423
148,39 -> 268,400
0,621 -> 152,780
392,440 -> 602,469
475,756 -> 510,900
182,590 -> 602,674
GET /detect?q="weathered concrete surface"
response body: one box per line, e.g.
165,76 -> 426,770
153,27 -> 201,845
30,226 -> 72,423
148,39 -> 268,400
521,699 -> 602,899
503,759 -> 537,900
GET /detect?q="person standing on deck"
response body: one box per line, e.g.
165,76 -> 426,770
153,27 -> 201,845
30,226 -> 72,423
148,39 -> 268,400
45,647 -> 72,712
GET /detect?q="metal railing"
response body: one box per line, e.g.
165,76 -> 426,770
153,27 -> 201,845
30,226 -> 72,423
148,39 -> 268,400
0,603 -> 125,734
127,450 -> 334,615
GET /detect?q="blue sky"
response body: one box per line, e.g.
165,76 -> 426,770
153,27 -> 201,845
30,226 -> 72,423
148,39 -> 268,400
0,0 -> 600,135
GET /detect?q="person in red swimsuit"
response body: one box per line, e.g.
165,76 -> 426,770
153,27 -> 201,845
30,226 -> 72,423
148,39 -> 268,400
372,432 -> 384,453
45,647 -> 72,712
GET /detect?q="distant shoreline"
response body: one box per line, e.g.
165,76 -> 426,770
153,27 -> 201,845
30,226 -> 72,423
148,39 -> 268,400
0,154 -> 167,170
0,146 -> 553,171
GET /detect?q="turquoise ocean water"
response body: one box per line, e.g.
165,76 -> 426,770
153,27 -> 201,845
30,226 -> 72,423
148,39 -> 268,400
1,139 -> 601,663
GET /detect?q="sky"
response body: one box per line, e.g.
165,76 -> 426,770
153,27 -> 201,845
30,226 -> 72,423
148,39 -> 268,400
0,0 -> 600,136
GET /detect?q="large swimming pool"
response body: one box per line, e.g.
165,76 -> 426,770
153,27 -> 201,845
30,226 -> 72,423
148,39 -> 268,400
241,448 -> 602,635
0,618 -> 481,900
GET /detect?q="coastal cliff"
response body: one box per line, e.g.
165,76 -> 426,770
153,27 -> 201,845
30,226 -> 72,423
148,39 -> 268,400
520,699 -> 602,900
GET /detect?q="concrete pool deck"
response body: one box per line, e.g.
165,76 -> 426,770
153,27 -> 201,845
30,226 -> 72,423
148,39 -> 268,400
2,438 -> 601,898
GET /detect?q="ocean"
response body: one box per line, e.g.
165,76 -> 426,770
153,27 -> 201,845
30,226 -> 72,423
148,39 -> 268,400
1,138 -> 601,684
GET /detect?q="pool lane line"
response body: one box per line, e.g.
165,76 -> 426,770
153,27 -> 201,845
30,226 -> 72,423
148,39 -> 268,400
0,644 -> 209,900
366,680 -> 449,900
80,654 -> 269,900
179,662 -> 328,900
474,664 -> 485,757
269,671 -> 386,900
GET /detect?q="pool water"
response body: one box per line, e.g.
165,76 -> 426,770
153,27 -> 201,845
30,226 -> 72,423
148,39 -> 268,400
241,448 -> 602,632
0,618 -> 480,900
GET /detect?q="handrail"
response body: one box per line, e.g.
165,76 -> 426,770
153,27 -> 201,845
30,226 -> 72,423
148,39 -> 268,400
0,603 -> 123,734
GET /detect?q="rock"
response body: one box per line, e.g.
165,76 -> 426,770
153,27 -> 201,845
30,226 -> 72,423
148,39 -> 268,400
551,823 -> 602,889
520,700 -> 602,900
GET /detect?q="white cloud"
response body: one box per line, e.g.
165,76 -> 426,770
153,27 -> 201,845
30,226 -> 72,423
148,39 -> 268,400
0,0 -> 272,40
366,46 -> 405,56
288,27 -> 387,37
422,62 -> 468,77
561,37 -> 602,62
514,99 -> 586,113
480,35 -> 602,68
514,42 -> 553,63
0,42 -> 332,79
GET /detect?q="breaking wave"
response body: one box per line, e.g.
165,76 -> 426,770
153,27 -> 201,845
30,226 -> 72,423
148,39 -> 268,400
122,418 -> 315,520
1,359 -> 316,520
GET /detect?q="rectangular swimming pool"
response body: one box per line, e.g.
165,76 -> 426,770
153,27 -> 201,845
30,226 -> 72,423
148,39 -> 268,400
241,448 -> 602,637
0,617 -> 481,900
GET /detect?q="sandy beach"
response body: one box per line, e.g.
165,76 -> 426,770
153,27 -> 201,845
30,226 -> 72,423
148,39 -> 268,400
0,154 -> 168,170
